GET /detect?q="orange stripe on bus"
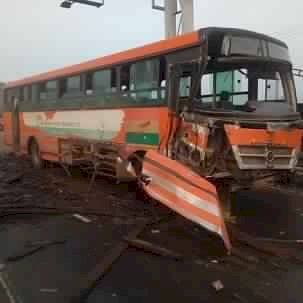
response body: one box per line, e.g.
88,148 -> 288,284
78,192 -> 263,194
145,150 -> 218,194
225,125 -> 303,148
147,181 -> 222,226
144,161 -> 218,205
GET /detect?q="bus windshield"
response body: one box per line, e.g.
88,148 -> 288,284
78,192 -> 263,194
183,61 -> 296,113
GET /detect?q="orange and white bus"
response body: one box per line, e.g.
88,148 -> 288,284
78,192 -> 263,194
4,27 -> 303,250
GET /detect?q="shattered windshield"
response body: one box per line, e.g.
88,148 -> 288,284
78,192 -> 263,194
188,62 -> 295,112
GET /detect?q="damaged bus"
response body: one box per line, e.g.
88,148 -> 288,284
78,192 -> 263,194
3,27 -> 303,250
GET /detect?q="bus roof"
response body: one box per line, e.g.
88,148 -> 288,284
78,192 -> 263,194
6,27 -> 288,89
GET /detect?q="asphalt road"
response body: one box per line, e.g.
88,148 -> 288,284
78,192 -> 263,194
0,138 -> 303,302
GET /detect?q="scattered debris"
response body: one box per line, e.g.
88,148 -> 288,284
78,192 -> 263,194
12,196 -> 24,203
112,217 -> 135,225
125,238 -> 183,261
40,288 -> 58,293
6,240 -> 66,262
231,247 -> 259,264
0,207 -> 148,220
68,221 -> 148,303
72,214 -> 92,224
212,280 -> 224,291
5,173 -> 23,184
231,225 -> 303,246
232,293 -> 247,302
25,240 -> 66,247
230,226 -> 303,260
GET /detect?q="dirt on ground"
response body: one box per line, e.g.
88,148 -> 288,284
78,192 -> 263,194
0,132 -> 9,153
1,135 -> 303,302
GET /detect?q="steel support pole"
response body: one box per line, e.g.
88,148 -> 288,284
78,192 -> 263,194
164,0 -> 177,38
179,0 -> 194,34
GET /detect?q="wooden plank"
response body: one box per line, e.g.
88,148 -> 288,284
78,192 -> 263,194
0,207 -> 147,219
68,220 -> 148,303
125,238 -> 183,261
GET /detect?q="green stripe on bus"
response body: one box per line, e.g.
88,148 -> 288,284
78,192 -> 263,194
38,127 -> 117,140
126,132 -> 159,145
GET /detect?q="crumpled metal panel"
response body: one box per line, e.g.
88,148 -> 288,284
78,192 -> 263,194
141,150 -> 231,251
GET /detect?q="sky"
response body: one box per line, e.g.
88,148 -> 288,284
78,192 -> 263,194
0,0 -> 303,85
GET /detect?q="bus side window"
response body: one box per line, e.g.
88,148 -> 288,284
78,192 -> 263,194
129,58 -> 164,103
85,73 -> 93,95
19,87 -> 24,102
59,79 -> 67,98
46,80 -> 57,100
32,84 -> 39,103
120,65 -> 131,92
24,86 -> 32,103
39,82 -> 47,101
159,57 -> 167,100
86,68 -> 117,95
39,81 -> 57,101
60,76 -> 81,98
67,76 -> 81,96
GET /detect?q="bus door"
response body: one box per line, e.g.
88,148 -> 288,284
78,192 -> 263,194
11,97 -> 20,152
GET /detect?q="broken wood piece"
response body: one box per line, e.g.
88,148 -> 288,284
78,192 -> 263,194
72,214 -> 92,223
230,226 -> 303,259
5,174 -> 23,184
232,293 -> 248,302
40,288 -> 58,293
68,220 -> 148,303
231,247 -> 259,264
125,238 -> 183,261
0,207 -> 148,219
0,202 -> 35,209
25,240 -> 66,248
212,280 -> 224,291
250,237 -> 303,245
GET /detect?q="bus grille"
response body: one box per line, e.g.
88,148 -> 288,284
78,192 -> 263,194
232,145 -> 298,170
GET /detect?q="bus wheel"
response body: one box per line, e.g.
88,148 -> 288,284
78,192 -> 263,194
29,140 -> 44,169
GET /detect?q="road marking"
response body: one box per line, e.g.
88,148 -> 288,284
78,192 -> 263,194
0,272 -> 19,303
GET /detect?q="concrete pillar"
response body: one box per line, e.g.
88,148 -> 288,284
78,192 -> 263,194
164,0 -> 177,38
179,0 -> 194,34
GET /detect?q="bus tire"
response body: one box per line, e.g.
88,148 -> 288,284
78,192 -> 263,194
29,139 -> 44,169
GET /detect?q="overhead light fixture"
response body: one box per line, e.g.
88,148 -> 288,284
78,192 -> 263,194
60,0 -> 73,8
152,0 -> 164,11
60,0 -> 104,9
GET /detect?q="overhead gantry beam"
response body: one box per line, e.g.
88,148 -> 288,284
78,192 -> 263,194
60,0 -> 104,9
60,0 -> 194,39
